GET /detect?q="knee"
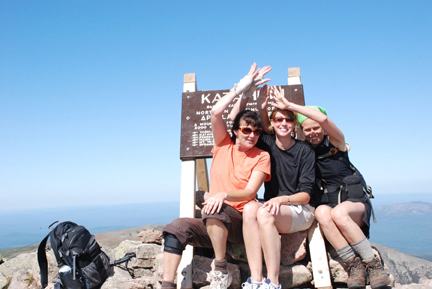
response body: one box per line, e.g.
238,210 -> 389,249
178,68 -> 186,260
331,207 -> 350,228
163,234 -> 184,255
243,203 -> 259,223
315,207 -> 333,227
256,207 -> 274,226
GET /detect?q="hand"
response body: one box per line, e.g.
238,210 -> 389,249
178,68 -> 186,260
244,65 -> 272,96
257,84 -> 270,110
235,63 -> 271,96
270,86 -> 291,110
262,196 -> 284,215
202,192 -> 226,215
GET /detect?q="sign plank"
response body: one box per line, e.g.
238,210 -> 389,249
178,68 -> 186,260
180,85 -> 304,160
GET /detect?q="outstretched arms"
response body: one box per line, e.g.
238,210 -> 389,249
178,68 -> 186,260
271,86 -> 346,151
211,63 -> 267,146
227,65 -> 272,122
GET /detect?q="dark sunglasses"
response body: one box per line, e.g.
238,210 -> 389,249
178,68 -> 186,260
239,126 -> 263,136
273,117 -> 294,124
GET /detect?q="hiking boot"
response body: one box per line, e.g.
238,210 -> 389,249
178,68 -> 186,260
241,277 -> 265,289
346,256 -> 366,289
210,270 -> 232,289
260,278 -> 281,289
365,256 -> 390,289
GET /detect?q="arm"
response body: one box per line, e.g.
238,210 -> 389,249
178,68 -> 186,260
262,192 -> 311,215
271,86 -> 346,151
257,85 -> 272,134
202,170 -> 268,215
212,64 -> 262,145
228,66 -> 272,121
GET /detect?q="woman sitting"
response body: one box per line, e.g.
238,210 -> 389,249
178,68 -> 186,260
161,63 -> 271,289
229,83 -> 316,289
270,86 -> 390,289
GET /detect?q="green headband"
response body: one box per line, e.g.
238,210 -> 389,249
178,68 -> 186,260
297,106 -> 327,125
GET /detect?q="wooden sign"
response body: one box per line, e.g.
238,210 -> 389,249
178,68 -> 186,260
180,84 -> 304,160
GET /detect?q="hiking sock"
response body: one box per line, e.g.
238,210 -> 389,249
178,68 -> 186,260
351,237 -> 375,262
161,281 -> 176,289
214,258 -> 228,274
336,244 -> 356,263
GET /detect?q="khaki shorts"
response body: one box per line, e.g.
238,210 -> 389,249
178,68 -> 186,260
287,204 -> 315,233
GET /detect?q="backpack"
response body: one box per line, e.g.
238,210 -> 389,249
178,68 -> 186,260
38,221 -> 114,289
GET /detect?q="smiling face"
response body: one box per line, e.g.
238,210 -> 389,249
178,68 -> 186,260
233,120 -> 261,152
270,110 -> 296,138
301,118 -> 324,146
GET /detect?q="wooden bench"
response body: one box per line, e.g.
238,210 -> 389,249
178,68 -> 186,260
177,68 -> 332,289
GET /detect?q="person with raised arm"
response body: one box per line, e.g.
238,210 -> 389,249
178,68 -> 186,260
229,84 -> 316,289
270,86 -> 389,289
161,63 -> 271,289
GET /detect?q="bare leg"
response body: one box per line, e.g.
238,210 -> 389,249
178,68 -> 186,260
163,252 -> 182,282
243,202 -> 264,282
315,202 -> 366,250
206,218 -> 228,261
257,205 -> 293,284
331,201 -> 366,244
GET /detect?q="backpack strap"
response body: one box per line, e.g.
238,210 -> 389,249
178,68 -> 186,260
37,232 -> 51,289
317,147 -> 338,159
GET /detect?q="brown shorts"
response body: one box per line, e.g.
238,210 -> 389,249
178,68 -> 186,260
163,203 -> 244,250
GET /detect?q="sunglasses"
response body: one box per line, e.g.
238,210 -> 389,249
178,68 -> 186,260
239,126 -> 263,136
273,117 -> 294,124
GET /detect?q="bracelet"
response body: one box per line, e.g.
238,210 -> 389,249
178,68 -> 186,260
286,196 -> 291,205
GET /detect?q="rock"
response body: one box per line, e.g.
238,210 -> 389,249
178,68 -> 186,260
394,278 -> 432,288
138,230 -> 163,244
0,272 -> 9,289
279,263 -> 313,288
191,255 -> 241,289
372,243 -> 432,286
2,225 -> 432,289
8,269 -> 39,289
136,243 -> 163,259
102,275 -> 161,289
226,231 -> 307,266
238,261 -> 312,289
280,231 -> 307,266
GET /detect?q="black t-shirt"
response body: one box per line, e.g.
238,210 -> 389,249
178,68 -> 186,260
256,133 -> 316,202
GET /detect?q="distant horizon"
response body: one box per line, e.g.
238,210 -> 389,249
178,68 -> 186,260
2,191 -> 432,213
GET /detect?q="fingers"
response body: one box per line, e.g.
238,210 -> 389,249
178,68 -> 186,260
255,78 -> 271,87
248,63 -> 258,76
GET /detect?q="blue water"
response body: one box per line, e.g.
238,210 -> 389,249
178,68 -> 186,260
2,193 -> 432,252
0,201 -> 180,250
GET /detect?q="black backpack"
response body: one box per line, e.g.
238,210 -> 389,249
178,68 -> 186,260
38,221 -> 114,289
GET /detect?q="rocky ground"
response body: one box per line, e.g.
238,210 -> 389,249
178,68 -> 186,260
1,224 -> 431,289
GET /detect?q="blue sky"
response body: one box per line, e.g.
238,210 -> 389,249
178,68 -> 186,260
1,1 -> 431,211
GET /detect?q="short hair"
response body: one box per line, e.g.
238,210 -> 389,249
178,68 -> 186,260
231,110 -> 263,143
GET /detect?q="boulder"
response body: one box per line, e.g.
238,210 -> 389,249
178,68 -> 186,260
0,272 -> 9,289
192,255 -> 241,289
138,229 -> 163,245
226,231 -> 307,266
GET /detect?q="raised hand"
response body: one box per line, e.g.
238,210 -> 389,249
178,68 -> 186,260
235,63 -> 272,96
257,84 -> 270,110
270,86 -> 291,110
